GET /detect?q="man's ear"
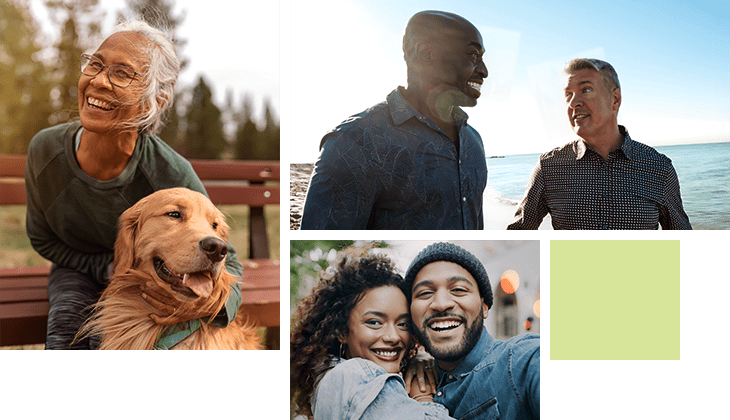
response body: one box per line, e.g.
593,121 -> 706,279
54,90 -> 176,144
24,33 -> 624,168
483,301 -> 489,319
612,87 -> 622,112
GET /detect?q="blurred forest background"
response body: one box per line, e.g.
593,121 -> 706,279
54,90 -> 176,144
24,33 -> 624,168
0,0 -> 279,160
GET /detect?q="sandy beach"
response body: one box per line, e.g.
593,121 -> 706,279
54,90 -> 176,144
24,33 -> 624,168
289,163 -> 551,230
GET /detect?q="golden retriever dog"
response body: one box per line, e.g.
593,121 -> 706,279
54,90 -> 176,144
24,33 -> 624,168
81,187 -> 260,349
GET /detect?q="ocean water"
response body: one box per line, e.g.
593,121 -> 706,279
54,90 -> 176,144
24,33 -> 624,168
485,142 -> 730,230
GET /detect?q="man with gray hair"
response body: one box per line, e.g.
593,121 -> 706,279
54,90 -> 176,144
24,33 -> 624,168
508,58 -> 691,229
301,11 -> 489,230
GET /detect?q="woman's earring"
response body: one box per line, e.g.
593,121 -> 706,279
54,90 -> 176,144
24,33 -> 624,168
339,342 -> 347,359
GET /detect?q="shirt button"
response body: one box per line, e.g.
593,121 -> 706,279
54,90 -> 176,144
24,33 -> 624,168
437,391 -> 443,397
448,374 -> 454,380
462,197 -> 466,202
458,159 -> 462,164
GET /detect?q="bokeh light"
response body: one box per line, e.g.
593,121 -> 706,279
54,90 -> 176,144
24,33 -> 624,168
500,269 -> 520,294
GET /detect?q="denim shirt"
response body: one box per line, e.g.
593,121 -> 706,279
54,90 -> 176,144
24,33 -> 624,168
312,358 -> 454,420
301,88 -> 487,230
435,328 -> 540,420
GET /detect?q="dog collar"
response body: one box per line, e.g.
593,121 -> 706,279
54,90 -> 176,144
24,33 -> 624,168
154,319 -> 203,350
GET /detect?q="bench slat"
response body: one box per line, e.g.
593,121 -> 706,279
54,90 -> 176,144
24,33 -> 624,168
190,159 -> 279,182
0,154 -> 25,177
0,301 -> 50,318
0,289 -> 48,302
204,184 -> 280,206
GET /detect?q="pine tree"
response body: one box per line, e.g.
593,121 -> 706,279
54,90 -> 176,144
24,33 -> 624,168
183,76 -> 226,159
233,94 -> 259,160
260,98 -> 280,161
44,0 -> 103,125
0,0 -> 55,153
157,93 -> 181,148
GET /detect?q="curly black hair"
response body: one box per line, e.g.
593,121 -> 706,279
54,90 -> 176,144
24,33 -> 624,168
290,249 -> 415,418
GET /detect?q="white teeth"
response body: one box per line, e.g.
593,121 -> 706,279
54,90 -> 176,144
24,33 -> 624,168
373,350 -> 398,357
430,320 -> 462,330
468,82 -> 482,92
575,114 -> 588,120
88,97 -> 113,110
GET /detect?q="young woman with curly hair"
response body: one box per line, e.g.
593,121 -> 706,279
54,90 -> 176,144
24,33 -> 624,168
290,249 -> 454,419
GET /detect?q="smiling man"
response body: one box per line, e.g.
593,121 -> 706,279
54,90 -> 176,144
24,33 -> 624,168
405,242 -> 540,419
300,11 -> 489,230
507,58 -> 692,230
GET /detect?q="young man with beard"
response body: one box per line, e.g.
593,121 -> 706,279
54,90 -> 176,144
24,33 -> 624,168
405,242 -> 540,419
300,11 -> 489,230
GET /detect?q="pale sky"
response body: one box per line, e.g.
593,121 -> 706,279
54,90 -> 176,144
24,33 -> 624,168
289,0 -> 730,162
28,0 -> 280,126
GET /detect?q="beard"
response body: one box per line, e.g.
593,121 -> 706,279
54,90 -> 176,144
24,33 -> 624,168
414,307 -> 484,363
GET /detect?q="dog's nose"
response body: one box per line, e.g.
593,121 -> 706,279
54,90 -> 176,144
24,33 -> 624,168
200,237 -> 228,262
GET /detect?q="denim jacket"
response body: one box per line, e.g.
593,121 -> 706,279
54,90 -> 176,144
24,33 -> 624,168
312,358 -> 454,420
435,328 -> 540,420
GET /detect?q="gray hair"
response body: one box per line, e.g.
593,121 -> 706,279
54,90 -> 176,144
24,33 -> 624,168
112,20 -> 179,135
565,58 -> 621,92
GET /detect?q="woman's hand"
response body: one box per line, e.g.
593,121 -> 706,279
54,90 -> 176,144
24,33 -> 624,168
404,345 -> 438,396
406,360 -> 436,403
140,281 -> 213,325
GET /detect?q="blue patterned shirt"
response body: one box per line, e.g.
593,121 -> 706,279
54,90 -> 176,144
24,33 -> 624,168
507,126 -> 692,230
300,88 -> 487,230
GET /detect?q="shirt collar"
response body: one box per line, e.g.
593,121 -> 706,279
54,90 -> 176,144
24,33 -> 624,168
436,326 -> 494,378
617,126 -> 636,160
387,87 -> 469,128
576,125 -> 633,161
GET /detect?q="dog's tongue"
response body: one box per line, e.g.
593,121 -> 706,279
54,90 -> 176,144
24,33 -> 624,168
182,272 -> 213,298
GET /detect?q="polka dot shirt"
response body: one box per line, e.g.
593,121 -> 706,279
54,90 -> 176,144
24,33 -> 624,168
507,126 -> 692,230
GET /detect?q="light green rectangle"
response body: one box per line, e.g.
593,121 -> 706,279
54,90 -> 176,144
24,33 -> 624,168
550,240 -> 680,360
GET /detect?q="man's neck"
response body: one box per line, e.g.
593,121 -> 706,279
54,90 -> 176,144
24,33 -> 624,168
436,358 -> 464,372
582,126 -> 624,160
401,85 -> 461,143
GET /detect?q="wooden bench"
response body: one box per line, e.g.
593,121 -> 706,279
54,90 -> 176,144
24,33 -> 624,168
0,154 -> 280,349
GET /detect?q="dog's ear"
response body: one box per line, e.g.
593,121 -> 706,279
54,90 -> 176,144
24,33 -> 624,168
112,200 -> 144,274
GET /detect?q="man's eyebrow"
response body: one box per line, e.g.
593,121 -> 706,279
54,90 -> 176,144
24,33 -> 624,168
447,275 -> 477,286
413,275 -> 476,290
565,80 -> 594,92
468,41 -> 484,51
412,279 -> 434,291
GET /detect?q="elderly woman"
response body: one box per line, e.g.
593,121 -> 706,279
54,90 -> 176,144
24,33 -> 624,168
24,20 -> 242,349
290,249 -> 453,419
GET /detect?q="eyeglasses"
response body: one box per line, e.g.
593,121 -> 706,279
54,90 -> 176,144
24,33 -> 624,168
80,54 -> 143,88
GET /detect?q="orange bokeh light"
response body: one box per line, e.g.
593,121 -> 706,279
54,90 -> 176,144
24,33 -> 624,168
500,270 -> 519,294
533,299 -> 540,318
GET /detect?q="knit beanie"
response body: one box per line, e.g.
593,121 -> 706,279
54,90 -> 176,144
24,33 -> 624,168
404,242 -> 493,309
